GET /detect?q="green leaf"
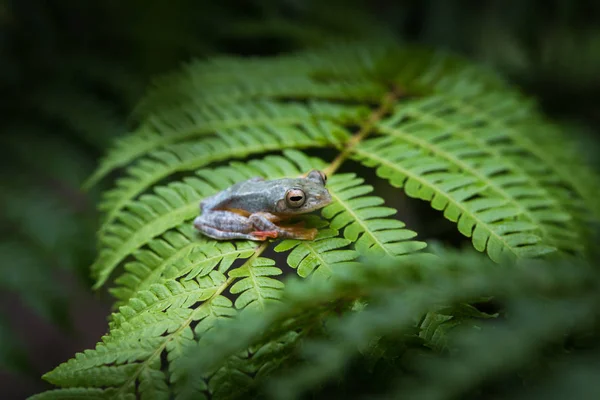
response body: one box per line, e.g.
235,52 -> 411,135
275,227 -> 358,278
322,173 -> 427,257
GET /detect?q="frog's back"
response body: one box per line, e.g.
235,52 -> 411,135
223,179 -> 287,213
201,178 -> 287,213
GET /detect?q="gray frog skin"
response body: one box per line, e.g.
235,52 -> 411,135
193,170 -> 332,241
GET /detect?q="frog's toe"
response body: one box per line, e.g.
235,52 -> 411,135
282,227 -> 318,240
251,230 -> 279,240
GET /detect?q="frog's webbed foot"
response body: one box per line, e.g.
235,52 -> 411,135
250,230 -> 279,240
249,213 -> 318,240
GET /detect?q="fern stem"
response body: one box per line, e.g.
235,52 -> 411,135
324,87 -> 401,176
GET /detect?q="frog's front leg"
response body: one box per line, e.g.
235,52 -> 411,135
249,212 -> 318,240
194,210 -> 267,241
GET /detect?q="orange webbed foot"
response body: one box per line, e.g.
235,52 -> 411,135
251,230 -> 279,240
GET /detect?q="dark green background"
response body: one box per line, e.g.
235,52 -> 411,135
0,1 -> 598,398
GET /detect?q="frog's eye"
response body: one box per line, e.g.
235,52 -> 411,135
285,188 -> 306,208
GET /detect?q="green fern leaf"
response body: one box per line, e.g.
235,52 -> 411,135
42,364 -> 139,388
167,327 -> 207,399
87,41 -> 509,188
110,226 -> 258,306
419,304 -> 498,352
133,42 -> 396,116
109,226 -> 204,303
275,226 -> 358,278
97,119 -> 350,234
229,256 -> 284,311
322,173 -> 428,257
108,271 -> 228,332
353,135 -> 558,262
489,117 -> 600,222
139,357 -> 169,400
86,100 -> 365,189
44,290 -> 235,400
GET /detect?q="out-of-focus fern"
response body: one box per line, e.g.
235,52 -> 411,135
168,249 -> 600,400
31,39 -> 600,400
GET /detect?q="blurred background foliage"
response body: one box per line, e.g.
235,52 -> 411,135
0,0 -> 598,398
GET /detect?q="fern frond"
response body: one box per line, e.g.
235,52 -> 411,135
274,226 -> 359,279
513,121 -> 600,221
229,256 -> 283,311
353,134 -> 559,261
447,93 -> 599,223
133,42 -> 398,116
322,173 -> 428,257
87,41 -> 511,188
426,93 -> 599,233
43,285 -> 235,400
136,40 -> 510,116
170,249 -> 524,398
109,225 -> 203,303
265,253 -> 598,400
97,119 -> 350,234
86,100 -> 366,188
110,224 -> 260,306
347,92 -> 586,256
418,304 -> 498,352
138,358 -> 169,400
108,271 -> 229,333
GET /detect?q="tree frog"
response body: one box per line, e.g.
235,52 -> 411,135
193,170 -> 332,241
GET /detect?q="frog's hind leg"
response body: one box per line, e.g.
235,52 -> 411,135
194,211 -> 259,241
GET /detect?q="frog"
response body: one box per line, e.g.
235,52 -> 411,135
193,170 -> 332,241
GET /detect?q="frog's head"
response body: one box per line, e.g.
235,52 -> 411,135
275,170 -> 332,215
